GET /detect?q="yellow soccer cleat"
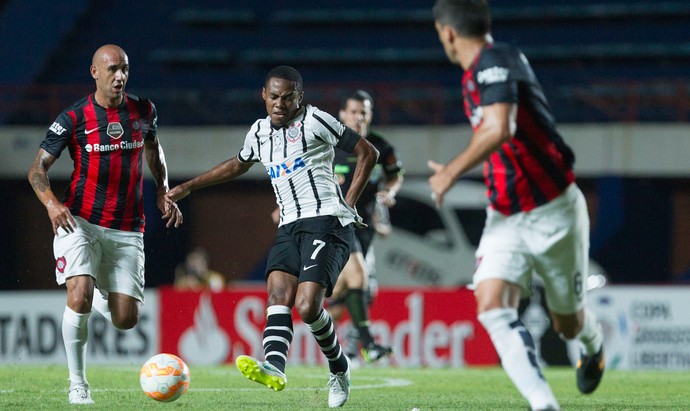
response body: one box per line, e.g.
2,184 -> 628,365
236,355 -> 287,392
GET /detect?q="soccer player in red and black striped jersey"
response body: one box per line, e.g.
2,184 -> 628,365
429,1 -> 604,410
28,44 -> 182,405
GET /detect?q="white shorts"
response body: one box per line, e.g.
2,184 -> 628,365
53,216 -> 145,302
473,184 -> 589,314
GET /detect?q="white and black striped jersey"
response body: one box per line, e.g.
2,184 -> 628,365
238,104 -> 361,227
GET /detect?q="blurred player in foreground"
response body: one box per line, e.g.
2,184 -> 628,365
429,1 -> 605,410
28,44 -> 182,405
165,66 -> 378,408
330,90 -> 404,365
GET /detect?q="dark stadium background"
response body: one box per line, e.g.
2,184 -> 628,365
1,0 -> 690,290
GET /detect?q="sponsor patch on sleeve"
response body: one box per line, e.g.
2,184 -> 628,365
49,122 -> 67,135
477,66 -> 509,85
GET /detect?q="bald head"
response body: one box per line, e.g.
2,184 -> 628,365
90,44 -> 129,108
92,44 -> 127,66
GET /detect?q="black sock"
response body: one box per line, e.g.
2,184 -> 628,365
344,289 -> 375,347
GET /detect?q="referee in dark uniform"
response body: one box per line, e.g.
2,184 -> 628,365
330,90 -> 404,364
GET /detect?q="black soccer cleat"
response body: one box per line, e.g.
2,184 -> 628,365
576,346 -> 605,394
361,343 -> 393,363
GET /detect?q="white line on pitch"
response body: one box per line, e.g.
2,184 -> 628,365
86,376 -> 413,393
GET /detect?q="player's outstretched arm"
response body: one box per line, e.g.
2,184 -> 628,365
166,157 -> 253,204
28,148 -> 76,235
428,102 -> 516,207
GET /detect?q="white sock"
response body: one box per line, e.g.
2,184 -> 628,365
479,308 -> 559,411
91,291 -> 112,322
575,309 -> 604,356
62,307 -> 91,389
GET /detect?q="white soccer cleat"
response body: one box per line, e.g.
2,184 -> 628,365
68,385 -> 94,405
328,355 -> 351,408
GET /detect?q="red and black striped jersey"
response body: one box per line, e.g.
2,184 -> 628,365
462,43 -> 575,216
40,93 -> 157,232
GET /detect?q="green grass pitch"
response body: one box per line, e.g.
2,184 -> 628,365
1,364 -> 688,410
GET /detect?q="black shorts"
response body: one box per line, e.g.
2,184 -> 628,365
354,226 -> 375,257
265,216 -> 354,297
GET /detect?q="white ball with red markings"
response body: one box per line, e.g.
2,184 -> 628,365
139,353 -> 190,402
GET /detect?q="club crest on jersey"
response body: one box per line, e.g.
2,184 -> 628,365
286,121 -> 303,143
56,256 -> 67,274
107,122 -> 124,139
466,80 -> 476,92
268,157 -> 306,179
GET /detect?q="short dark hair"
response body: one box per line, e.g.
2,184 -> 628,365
432,0 -> 491,38
265,65 -> 303,92
340,90 -> 374,110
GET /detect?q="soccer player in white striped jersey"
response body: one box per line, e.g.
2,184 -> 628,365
166,66 -> 378,408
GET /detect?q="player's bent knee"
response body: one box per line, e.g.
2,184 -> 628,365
112,312 -> 139,330
266,273 -> 298,307
66,277 -> 95,313
267,291 -> 294,307
553,323 -> 580,340
294,299 -> 321,323
67,292 -> 94,313
109,297 -> 142,329
551,313 -> 582,339
68,297 -> 93,314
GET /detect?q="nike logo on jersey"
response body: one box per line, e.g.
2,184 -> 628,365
303,264 -> 318,271
85,127 -> 100,134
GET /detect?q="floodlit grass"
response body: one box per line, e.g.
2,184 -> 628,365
1,363 -> 689,410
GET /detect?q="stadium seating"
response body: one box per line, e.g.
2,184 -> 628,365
1,0 -> 689,125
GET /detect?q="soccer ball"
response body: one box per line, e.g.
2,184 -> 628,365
139,353 -> 190,402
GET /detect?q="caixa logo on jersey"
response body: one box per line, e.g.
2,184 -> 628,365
267,157 -> 306,179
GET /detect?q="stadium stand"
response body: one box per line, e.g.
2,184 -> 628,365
1,0 -> 689,125
0,0 -> 90,123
